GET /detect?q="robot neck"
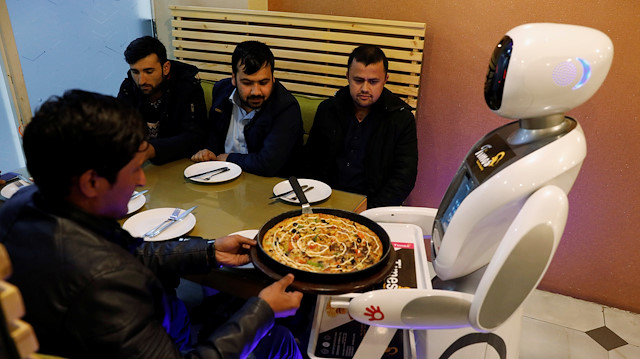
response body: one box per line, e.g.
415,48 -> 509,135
519,113 -> 566,129
508,113 -> 574,145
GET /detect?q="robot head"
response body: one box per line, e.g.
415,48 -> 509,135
485,23 -> 614,119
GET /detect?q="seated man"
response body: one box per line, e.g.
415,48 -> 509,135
118,36 -> 207,165
0,90 -> 303,358
301,45 -> 418,208
191,41 -> 303,177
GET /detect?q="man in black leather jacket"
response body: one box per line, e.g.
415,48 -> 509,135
190,41 -> 303,177
118,36 -> 207,165
301,45 -> 418,208
0,90 -> 303,358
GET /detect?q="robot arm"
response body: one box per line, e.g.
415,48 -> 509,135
347,288 -> 474,329
469,184 -> 568,331
347,185 -> 568,332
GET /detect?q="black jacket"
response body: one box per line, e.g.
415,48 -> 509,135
205,78 -> 303,177
302,86 -> 418,208
0,186 -> 274,358
118,60 -> 207,165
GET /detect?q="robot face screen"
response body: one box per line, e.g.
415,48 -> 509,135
484,36 -> 513,111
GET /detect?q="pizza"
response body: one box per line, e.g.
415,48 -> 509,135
261,213 -> 384,273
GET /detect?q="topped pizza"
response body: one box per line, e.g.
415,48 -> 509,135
261,213 -> 384,273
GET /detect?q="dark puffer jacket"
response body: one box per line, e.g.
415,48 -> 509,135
118,60 -> 207,165
0,185 -> 274,359
302,86 -> 418,208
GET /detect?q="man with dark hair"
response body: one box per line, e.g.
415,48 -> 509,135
118,36 -> 207,165
0,90 -> 303,358
302,45 -> 418,207
191,41 -> 303,177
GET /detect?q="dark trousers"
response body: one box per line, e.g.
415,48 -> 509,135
175,280 -> 304,358
249,325 -> 303,359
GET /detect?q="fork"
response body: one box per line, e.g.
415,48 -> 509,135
143,208 -> 181,237
202,167 -> 230,181
288,186 -> 314,201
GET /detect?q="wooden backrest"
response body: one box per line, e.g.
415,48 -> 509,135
168,6 -> 425,109
0,244 -> 39,359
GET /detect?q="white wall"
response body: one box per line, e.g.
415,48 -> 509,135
6,0 -> 153,110
1,0 -> 153,171
0,62 -> 24,171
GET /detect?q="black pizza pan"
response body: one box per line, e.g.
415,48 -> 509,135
250,177 -> 395,293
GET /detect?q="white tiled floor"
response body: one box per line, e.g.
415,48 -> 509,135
520,290 -> 640,359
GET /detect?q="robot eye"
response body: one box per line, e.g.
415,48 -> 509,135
572,58 -> 592,90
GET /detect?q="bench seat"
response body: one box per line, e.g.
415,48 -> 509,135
172,6 -> 426,140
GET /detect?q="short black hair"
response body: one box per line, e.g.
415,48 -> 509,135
124,36 -> 168,65
23,90 -> 147,200
348,45 -> 389,73
231,41 -> 275,75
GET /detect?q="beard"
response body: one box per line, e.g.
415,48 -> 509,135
242,95 -> 266,110
140,75 -> 167,99
139,85 -> 155,95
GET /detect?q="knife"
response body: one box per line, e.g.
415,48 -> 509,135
147,206 -> 197,238
186,166 -> 230,179
130,190 -> 149,200
269,184 -> 308,199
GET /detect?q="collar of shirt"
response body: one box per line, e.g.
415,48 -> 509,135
224,89 -> 259,154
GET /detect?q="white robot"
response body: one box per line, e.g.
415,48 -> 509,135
334,23 -> 613,358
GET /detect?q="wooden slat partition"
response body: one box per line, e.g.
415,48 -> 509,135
169,6 -> 425,109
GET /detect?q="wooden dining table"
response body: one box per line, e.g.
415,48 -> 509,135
125,159 -> 368,298
1,159 -> 367,297
128,159 -> 367,238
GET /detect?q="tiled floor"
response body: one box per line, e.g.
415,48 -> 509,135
520,290 -> 640,359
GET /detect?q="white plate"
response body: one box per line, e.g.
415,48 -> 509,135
184,161 -> 242,183
126,191 -> 146,215
123,207 -> 196,242
229,229 -> 258,269
0,180 -> 32,200
272,178 -> 332,204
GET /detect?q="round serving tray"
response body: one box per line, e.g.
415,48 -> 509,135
250,245 -> 396,295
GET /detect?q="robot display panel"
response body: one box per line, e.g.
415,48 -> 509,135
439,171 -> 474,233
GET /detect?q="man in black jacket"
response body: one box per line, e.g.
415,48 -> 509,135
118,36 -> 207,165
302,45 -> 418,208
191,41 -> 303,177
0,90 -> 303,358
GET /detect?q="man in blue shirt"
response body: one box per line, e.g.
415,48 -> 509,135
191,41 -> 303,177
